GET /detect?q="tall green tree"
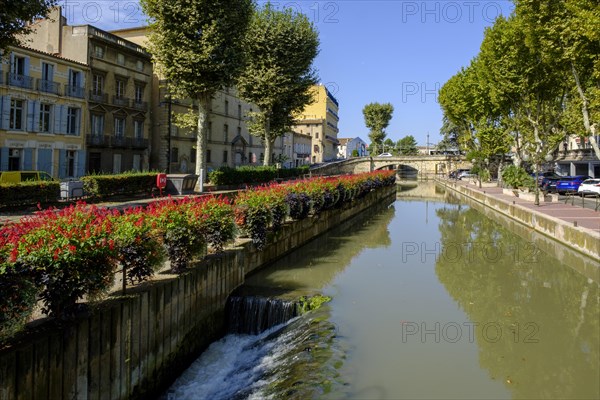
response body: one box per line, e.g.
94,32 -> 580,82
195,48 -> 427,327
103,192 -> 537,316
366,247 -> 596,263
396,135 -> 418,155
0,0 -> 57,53
237,3 -> 319,165
141,0 -> 253,189
363,102 -> 394,155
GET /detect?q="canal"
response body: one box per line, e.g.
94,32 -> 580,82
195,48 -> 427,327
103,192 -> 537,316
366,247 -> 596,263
164,182 -> 599,400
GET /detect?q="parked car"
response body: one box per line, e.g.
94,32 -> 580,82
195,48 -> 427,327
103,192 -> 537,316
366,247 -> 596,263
577,179 -> 600,196
555,175 -> 591,194
449,169 -> 470,179
377,153 -> 393,157
534,171 -> 560,186
540,176 -> 563,193
458,170 -> 477,180
0,170 -> 55,184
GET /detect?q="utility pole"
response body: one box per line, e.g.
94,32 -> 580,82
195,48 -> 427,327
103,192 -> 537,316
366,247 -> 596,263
426,133 -> 429,156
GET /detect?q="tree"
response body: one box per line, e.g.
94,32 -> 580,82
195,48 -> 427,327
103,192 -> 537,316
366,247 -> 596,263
363,102 -> 394,155
383,138 -> 396,154
396,135 -> 418,155
0,0 -> 57,53
141,0 -> 253,190
237,4 -> 319,165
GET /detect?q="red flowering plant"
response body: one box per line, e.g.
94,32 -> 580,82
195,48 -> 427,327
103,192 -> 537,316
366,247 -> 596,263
194,196 -> 236,253
234,187 -> 273,250
146,197 -> 205,272
7,203 -> 119,317
108,207 -> 165,285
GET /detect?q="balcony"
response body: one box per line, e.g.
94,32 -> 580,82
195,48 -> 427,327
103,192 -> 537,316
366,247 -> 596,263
132,137 -> 149,149
111,135 -> 129,148
37,79 -> 61,95
556,148 -> 598,161
65,85 -> 85,98
7,72 -> 33,89
113,96 -> 130,108
89,90 -> 108,103
86,134 -> 110,147
132,100 -> 148,111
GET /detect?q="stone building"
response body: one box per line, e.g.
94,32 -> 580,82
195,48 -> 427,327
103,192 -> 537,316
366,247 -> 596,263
555,135 -> 600,178
0,45 -> 88,178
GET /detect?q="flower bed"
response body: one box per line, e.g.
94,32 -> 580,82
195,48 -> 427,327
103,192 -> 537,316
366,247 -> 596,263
0,170 -> 395,338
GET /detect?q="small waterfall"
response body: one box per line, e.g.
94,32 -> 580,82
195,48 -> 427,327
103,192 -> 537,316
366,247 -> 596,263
226,296 -> 298,335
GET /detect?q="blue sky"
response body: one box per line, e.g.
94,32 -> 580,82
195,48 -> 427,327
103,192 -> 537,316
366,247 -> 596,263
58,0 -> 514,146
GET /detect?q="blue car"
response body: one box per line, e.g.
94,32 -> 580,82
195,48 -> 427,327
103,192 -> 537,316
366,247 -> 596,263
555,176 -> 591,194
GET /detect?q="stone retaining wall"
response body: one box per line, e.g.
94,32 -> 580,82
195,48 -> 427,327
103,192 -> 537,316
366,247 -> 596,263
0,185 -> 396,400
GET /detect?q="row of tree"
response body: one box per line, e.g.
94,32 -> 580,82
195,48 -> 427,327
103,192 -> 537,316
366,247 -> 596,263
438,0 -> 599,177
140,0 -> 320,188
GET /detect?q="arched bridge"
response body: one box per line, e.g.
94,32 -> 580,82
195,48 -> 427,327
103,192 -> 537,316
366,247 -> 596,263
310,155 -> 469,177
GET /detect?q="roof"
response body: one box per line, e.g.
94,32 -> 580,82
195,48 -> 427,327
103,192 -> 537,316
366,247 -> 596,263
8,44 -> 88,67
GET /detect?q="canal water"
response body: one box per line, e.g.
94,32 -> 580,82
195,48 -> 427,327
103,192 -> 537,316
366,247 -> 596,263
164,183 -> 599,400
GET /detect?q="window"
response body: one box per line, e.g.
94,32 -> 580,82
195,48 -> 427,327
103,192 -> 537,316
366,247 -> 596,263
134,84 -> 144,103
10,55 -> 25,75
117,53 -> 125,65
8,149 -> 21,171
249,151 -> 253,163
315,131 -> 319,139
260,153 -> 264,163
94,45 -> 104,58
39,103 -> 52,133
190,148 -> 196,163
171,147 -> 178,163
69,70 -> 81,87
116,80 -> 126,98
136,60 -> 144,71
92,74 -> 103,94
206,149 -> 211,163
67,107 -> 79,135
66,150 -> 76,177
238,104 -> 242,119
91,114 -> 104,136
223,150 -> 228,163
41,63 -> 54,81
224,100 -> 229,116
134,120 -> 143,139
224,124 -> 228,142
249,135 -> 253,146
237,126 -> 241,137
114,117 -> 125,137
9,99 -> 24,130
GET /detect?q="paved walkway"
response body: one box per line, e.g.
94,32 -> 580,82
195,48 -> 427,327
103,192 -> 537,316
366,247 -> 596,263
442,178 -> 600,233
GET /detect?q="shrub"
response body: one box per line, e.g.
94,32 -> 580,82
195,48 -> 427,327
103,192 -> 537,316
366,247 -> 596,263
194,196 -> 236,253
0,259 -> 37,340
234,189 -> 273,250
0,181 -> 60,207
207,165 -> 309,186
81,171 -> 158,198
501,165 -> 534,189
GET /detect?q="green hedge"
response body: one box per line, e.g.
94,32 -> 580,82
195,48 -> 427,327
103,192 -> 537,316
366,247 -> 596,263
81,172 -> 158,198
0,181 -> 60,207
208,165 -> 310,186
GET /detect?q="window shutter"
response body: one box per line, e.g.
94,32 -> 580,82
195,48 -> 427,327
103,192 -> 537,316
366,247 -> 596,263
23,57 -> 30,76
0,96 -> 9,129
0,148 -> 8,170
60,105 -> 67,133
37,148 -> 53,174
58,149 -> 67,179
9,53 -> 14,73
53,104 -> 62,133
23,148 -> 33,170
26,100 -> 35,132
33,101 -> 40,132
76,150 -> 86,177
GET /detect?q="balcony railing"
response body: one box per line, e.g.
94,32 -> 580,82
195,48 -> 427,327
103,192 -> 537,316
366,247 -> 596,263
131,137 -> 149,149
111,135 -> 128,147
65,85 -> 85,98
89,90 -> 108,103
556,148 -> 598,161
113,96 -> 130,107
37,79 -> 61,95
86,134 -> 110,147
132,100 -> 148,111
7,73 -> 33,89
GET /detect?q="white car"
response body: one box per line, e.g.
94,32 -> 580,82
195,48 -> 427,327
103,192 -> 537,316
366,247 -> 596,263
577,179 -> 600,196
378,153 -> 393,157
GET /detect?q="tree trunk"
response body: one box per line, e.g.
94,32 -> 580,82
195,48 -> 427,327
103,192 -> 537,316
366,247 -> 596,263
572,63 -> 600,160
195,93 -> 211,191
263,115 -> 272,166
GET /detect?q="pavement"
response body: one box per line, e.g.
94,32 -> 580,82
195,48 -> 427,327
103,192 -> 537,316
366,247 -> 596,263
445,178 -> 600,234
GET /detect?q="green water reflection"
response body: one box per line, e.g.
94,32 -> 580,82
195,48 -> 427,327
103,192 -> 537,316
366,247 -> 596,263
240,184 -> 599,399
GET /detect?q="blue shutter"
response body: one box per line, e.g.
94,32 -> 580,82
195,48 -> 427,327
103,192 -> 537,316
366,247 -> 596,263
9,53 -> 14,73
58,149 -> 66,179
23,148 -> 33,170
0,148 -> 8,171
53,105 -> 62,133
37,149 -> 53,174
23,57 -> 30,76
33,101 -> 40,132
75,108 -> 81,135
59,106 -> 67,134
1,96 -> 10,129
76,150 -> 86,177
26,100 -> 35,132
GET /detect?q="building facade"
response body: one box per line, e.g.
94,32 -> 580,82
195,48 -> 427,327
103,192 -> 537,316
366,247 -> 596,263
283,131 -> 312,168
292,84 -> 340,163
0,45 -> 87,178
555,135 -> 600,177
22,7 -> 153,174
337,137 -> 368,159
111,26 -> 283,173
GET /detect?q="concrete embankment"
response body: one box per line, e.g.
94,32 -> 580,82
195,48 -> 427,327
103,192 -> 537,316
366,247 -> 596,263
0,185 -> 396,400
436,179 -> 600,264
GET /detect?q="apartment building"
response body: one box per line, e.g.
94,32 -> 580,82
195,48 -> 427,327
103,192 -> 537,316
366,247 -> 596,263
0,45 -> 87,178
292,84 -> 340,163
111,26 -> 283,173
282,131 -> 312,168
555,135 -> 600,177
338,137 -> 368,159
22,7 -> 153,173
